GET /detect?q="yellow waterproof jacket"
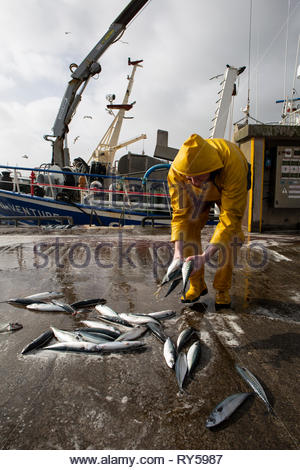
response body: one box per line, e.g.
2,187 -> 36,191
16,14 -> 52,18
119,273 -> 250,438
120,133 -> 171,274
168,134 -> 248,245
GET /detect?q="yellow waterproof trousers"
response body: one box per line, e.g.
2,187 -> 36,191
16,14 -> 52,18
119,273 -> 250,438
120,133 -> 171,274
181,205 -> 234,296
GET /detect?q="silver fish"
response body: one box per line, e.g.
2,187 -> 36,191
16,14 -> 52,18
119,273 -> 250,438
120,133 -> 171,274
44,340 -> 145,353
26,302 -> 68,312
96,313 -> 133,328
146,310 -> 176,320
175,351 -> 188,391
182,259 -> 194,300
147,321 -> 167,343
97,340 -> 145,352
119,313 -> 160,326
76,330 -> 114,344
8,291 -> 63,305
161,258 -> 183,286
187,341 -> 201,375
163,337 -> 177,369
51,300 -> 76,314
21,329 -> 54,354
130,310 -> 176,320
71,298 -> 106,309
206,392 -> 252,428
116,326 -> 148,341
165,278 -> 182,298
177,327 -> 195,353
77,327 -> 119,339
235,364 -> 272,412
43,341 -> 101,353
0,322 -> 23,333
81,320 -> 121,336
95,304 -> 119,317
51,327 -> 80,343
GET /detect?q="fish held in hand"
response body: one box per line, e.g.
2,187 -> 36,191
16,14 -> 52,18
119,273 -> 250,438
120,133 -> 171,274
181,259 -> 194,300
161,258 -> 183,286
206,392 -> 252,428
235,364 -> 272,412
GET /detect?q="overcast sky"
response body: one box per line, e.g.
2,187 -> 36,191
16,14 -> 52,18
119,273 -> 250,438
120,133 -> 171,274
0,0 -> 299,169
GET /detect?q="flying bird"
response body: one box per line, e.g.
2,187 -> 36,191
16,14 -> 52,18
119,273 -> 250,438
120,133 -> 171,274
73,136 -> 80,144
65,32 -> 71,35
83,115 -> 93,119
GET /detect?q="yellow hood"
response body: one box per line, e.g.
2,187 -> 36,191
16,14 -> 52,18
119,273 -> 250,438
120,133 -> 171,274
172,134 -> 224,176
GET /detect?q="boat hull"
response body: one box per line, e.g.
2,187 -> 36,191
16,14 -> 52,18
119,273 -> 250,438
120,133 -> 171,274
0,190 -> 171,227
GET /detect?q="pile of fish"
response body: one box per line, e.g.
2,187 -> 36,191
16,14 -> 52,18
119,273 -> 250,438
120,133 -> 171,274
163,327 -> 201,392
3,289 -> 273,429
20,304 -> 177,357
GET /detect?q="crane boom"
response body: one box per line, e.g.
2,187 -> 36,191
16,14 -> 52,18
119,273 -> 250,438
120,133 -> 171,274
44,0 -> 149,168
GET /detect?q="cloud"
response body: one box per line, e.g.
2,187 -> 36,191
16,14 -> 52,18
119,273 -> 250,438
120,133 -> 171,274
0,0 -> 299,170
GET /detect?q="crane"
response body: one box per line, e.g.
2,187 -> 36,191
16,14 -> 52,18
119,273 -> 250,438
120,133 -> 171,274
43,0 -> 149,168
89,59 -> 146,165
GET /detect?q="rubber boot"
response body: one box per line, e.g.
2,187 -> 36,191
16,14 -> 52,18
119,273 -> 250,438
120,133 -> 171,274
181,274 -> 208,303
215,290 -> 231,310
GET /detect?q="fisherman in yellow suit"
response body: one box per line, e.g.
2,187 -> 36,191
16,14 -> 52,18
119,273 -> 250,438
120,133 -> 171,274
168,134 -> 249,308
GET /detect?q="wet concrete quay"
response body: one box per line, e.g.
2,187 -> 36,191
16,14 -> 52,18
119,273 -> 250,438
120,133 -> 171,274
0,225 -> 299,450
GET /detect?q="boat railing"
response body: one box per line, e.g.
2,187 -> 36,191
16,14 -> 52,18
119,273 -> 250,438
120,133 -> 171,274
0,165 -> 171,214
281,108 -> 300,126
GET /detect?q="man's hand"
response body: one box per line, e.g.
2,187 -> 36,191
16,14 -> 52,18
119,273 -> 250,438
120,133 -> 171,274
186,245 -> 219,276
185,254 -> 205,276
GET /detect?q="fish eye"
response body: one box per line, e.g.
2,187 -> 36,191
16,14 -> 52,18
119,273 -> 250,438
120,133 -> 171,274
217,406 -> 223,412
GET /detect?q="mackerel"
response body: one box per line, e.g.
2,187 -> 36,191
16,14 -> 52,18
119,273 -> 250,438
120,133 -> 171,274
71,298 -> 106,309
187,341 -> 201,375
81,320 -> 121,336
96,313 -> 133,328
0,322 -> 23,333
8,291 -> 63,305
95,304 -> 119,317
27,303 -> 69,312
161,258 -> 183,286
147,321 -> 167,343
175,351 -> 188,391
164,278 -> 181,297
181,259 -> 194,300
116,326 -> 148,341
235,364 -> 272,412
177,327 -> 195,353
119,312 -> 160,326
21,329 -> 54,354
76,328 -> 119,339
44,340 -> 145,353
206,392 -> 252,428
163,337 -> 177,369
51,300 -> 76,314
76,330 -> 114,344
51,327 -> 80,343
